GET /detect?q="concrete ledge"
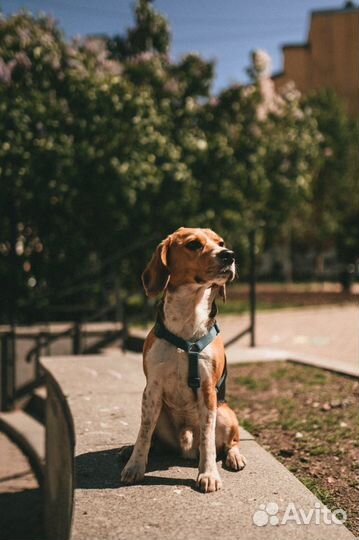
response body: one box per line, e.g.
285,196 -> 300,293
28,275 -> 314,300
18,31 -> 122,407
43,367 -> 76,540
0,409 -> 45,486
41,353 -> 354,540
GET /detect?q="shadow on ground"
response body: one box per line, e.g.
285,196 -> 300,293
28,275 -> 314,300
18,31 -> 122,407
75,445 -> 201,490
0,488 -> 44,540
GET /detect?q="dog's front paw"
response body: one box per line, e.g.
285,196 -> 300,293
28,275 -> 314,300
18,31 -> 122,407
197,472 -> 222,493
121,460 -> 145,485
225,448 -> 247,471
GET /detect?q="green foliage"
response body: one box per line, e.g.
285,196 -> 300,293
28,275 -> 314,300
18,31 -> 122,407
195,58 -> 321,262
302,89 -> 359,264
0,4 -> 355,323
107,0 -> 170,60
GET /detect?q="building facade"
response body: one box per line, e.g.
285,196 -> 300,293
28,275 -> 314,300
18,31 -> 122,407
273,4 -> 359,116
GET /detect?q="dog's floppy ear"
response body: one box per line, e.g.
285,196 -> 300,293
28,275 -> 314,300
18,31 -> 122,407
219,285 -> 226,303
142,237 -> 171,297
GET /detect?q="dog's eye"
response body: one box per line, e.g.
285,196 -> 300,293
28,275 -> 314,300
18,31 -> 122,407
218,241 -> 225,247
186,240 -> 203,251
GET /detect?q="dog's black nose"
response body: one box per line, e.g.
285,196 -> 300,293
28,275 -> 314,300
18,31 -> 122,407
217,249 -> 235,264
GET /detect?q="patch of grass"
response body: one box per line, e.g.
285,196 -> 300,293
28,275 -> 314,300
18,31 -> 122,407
272,366 -> 288,380
306,370 -> 327,385
220,301 -> 248,314
280,417 -> 301,431
221,300 -> 303,314
308,445 -> 329,456
271,364 -> 328,385
274,396 -> 295,410
274,397 -> 297,430
286,364 -> 328,385
302,416 -> 323,432
298,476 -> 336,509
234,375 -> 270,391
240,418 -> 257,434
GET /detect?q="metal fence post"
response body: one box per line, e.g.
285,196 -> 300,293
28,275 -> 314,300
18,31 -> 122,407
121,301 -> 129,352
35,333 -> 42,357
113,272 -> 121,323
249,229 -> 257,347
0,331 -> 15,411
0,334 -> 7,410
73,323 -> 82,355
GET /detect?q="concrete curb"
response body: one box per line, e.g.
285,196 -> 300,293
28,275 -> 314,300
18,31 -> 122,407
43,367 -> 76,540
226,346 -> 359,377
41,353 -> 354,540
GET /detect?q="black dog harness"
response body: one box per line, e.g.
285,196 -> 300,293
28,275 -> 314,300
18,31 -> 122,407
154,318 -> 227,402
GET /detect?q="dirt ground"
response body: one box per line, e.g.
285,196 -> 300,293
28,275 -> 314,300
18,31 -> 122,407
227,361 -> 359,536
224,282 -> 358,312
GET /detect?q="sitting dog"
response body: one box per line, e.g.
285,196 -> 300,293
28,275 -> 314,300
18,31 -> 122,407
121,227 -> 246,492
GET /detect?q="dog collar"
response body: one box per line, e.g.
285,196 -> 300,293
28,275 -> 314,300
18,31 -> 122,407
154,318 -> 227,401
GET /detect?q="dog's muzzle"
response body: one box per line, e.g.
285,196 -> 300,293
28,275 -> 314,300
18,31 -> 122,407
217,250 -> 235,277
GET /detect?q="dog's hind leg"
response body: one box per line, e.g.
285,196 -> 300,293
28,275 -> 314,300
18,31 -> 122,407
153,407 -> 178,451
154,409 -> 199,459
179,427 -> 199,460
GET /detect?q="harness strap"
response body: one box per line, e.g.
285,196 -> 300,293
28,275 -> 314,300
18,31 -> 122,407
154,320 -> 192,352
154,319 -> 226,400
216,355 -> 227,402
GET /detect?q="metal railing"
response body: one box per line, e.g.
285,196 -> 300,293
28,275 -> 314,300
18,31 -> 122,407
0,236 -> 156,412
1,328 -> 43,411
0,231 -> 257,412
224,229 -> 257,348
0,305 -> 127,412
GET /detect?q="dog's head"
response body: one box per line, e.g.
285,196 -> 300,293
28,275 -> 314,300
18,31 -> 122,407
142,227 -> 235,298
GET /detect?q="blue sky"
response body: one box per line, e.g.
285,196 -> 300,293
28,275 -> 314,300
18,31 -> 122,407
1,0 -> 346,92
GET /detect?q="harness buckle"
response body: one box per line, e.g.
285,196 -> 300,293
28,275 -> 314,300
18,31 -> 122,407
188,377 -> 201,389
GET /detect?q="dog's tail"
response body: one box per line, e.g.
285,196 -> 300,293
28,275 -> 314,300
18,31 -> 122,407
179,427 -> 193,452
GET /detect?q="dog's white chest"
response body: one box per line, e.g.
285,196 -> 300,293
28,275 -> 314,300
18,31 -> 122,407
147,339 -> 213,410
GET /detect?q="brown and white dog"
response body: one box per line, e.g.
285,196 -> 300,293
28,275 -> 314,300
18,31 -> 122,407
121,227 -> 246,493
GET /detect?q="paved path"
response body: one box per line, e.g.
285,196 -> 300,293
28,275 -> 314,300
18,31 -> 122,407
219,305 -> 358,375
42,353 -> 354,540
0,432 -> 44,540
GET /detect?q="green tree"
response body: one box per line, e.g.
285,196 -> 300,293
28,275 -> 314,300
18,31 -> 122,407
301,89 -> 359,273
0,9 -> 200,321
0,12 -> 78,320
107,0 -> 170,61
0,4 -> 330,324
194,51 -> 321,277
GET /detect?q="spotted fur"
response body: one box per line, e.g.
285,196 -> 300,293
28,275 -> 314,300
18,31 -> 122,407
121,227 -> 246,492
